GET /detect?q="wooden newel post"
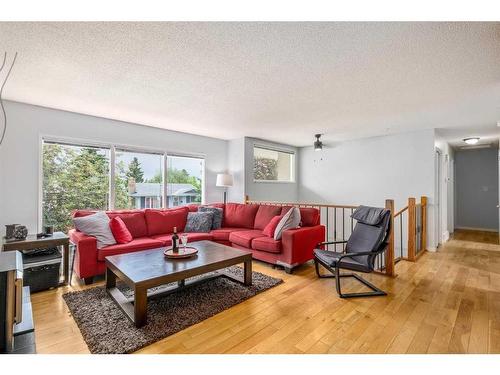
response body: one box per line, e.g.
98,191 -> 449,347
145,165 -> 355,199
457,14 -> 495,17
407,197 -> 416,261
385,199 -> 395,276
420,196 -> 427,252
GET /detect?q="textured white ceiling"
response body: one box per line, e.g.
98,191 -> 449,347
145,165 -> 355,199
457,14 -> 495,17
436,124 -> 499,149
1,22 -> 499,146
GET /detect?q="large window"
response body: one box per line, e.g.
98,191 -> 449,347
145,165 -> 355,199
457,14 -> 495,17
253,146 -> 295,182
167,156 -> 204,207
114,150 -> 164,210
42,142 -> 110,232
41,139 -> 205,232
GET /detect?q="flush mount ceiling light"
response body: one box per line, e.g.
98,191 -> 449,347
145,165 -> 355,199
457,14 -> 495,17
463,137 -> 480,145
314,134 -> 323,151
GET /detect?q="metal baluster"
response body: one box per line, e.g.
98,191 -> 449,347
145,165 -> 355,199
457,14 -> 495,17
334,207 -> 337,252
326,207 -> 329,249
400,215 -> 403,259
350,208 -> 354,235
342,208 -> 345,251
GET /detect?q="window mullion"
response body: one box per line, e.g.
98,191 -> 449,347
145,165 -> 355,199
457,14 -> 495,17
163,153 -> 169,208
109,146 -> 116,210
201,159 -> 206,205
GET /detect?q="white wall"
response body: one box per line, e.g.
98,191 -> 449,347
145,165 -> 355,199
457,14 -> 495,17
299,129 -> 437,249
0,101 -> 228,235
244,137 -> 299,202
226,138 -> 245,203
434,135 -> 455,243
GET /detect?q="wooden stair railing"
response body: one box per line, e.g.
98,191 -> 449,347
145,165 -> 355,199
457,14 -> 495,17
408,197 -> 417,261
392,196 -> 428,263
385,199 -> 395,276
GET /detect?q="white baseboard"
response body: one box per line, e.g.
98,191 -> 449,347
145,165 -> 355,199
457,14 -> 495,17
427,247 -> 437,252
442,230 -> 450,243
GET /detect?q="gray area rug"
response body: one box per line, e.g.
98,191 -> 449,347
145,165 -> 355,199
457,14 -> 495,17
62,266 -> 282,354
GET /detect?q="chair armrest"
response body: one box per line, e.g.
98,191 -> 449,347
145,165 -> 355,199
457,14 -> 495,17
336,244 -> 387,262
317,240 -> 347,246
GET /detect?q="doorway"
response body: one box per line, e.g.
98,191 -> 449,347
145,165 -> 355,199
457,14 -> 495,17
454,146 -> 499,243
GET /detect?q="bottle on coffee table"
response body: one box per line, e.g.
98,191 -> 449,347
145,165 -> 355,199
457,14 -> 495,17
172,227 -> 179,253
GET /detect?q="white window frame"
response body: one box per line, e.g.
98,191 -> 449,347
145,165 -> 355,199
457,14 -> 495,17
38,135 -> 206,231
165,153 -> 205,208
113,147 -> 166,210
253,144 -> 296,184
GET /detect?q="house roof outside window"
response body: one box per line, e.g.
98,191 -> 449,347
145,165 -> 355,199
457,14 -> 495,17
128,183 -> 198,197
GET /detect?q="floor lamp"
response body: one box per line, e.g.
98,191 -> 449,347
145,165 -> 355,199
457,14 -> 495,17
216,173 -> 233,204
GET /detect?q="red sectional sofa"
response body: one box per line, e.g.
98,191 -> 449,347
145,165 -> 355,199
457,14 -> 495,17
69,203 -> 325,284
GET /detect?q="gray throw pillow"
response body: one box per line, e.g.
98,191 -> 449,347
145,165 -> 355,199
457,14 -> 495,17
274,207 -> 301,240
72,211 -> 116,249
184,212 -> 214,233
198,206 -> 223,229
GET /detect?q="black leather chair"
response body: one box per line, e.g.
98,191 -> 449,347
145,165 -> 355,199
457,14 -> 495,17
313,205 -> 391,298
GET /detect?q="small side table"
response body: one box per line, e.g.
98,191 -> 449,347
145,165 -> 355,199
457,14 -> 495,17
2,232 -> 70,286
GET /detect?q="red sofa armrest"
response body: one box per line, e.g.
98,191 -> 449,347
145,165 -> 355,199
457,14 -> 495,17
68,229 -> 99,279
281,225 -> 326,266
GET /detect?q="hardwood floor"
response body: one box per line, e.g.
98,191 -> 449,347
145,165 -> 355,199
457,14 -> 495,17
452,229 -> 499,245
31,231 -> 500,354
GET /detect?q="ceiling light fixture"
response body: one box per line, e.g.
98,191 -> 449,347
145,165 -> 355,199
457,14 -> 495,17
463,137 -> 480,145
314,134 -> 323,151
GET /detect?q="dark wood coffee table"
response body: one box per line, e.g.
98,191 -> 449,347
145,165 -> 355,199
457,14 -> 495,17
105,240 -> 253,328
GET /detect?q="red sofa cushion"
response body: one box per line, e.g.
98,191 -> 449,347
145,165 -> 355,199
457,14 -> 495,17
224,203 -> 259,229
210,227 -> 246,242
107,211 -> 149,239
109,217 -> 133,244
229,229 -> 265,248
299,208 -> 320,226
151,232 -> 213,246
97,237 -> 164,261
186,204 -> 200,212
145,207 -> 189,236
280,206 -> 320,227
262,215 -> 282,237
254,205 -> 282,230
204,203 -> 225,210
252,236 -> 282,254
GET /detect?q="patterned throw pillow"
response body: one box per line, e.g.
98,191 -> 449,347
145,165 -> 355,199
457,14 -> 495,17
274,207 -> 301,240
184,212 -> 214,233
198,206 -> 223,229
73,211 -> 117,249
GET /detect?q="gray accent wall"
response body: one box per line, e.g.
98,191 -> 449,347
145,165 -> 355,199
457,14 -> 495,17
455,148 -> 499,231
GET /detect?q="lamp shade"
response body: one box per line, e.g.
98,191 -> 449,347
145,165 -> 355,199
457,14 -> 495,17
216,173 -> 233,187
